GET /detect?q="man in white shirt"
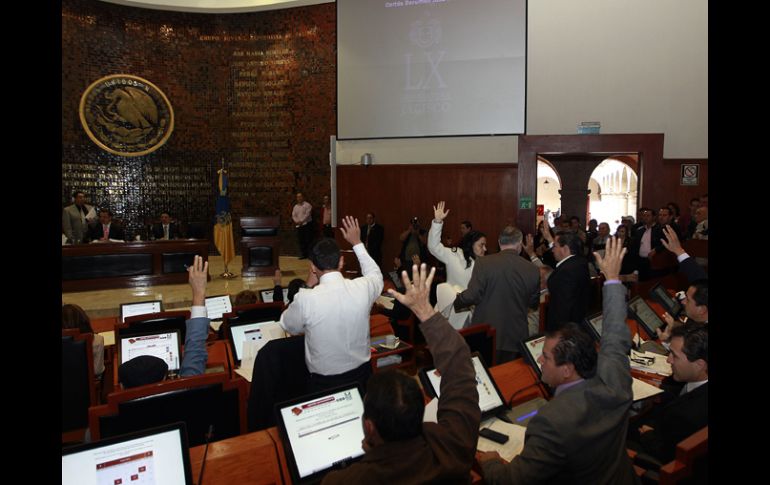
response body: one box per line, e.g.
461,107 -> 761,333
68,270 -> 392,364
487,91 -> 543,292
62,190 -> 95,244
280,215 -> 383,393
291,192 -> 313,259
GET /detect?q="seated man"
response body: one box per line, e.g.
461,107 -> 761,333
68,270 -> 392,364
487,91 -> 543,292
628,322 -> 708,463
118,255 -> 210,388
151,211 -> 181,240
87,209 -> 125,242
323,264 -> 480,484
280,216 -> 383,394
478,237 -> 637,484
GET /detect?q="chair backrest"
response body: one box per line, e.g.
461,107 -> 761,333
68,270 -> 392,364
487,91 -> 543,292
658,426 -> 708,485
62,333 -> 97,433
90,371 -> 247,447
119,310 -> 190,340
247,335 -> 309,432
459,324 -> 497,366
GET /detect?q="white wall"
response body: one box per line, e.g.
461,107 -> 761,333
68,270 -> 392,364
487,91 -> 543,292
336,0 -> 707,165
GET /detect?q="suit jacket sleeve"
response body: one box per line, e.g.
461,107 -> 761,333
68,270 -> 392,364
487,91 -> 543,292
679,255 -> 707,283
179,317 -> 209,376
454,259 -> 484,310
62,208 -> 73,241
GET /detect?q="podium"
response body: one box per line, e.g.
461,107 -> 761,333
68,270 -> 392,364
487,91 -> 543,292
240,216 -> 280,277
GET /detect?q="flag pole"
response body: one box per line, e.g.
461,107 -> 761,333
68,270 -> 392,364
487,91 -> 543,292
217,156 -> 237,279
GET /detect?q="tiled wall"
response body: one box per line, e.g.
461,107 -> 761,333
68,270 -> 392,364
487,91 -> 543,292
62,0 -> 335,254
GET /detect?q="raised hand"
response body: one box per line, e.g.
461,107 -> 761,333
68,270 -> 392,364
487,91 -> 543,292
433,201 -> 450,221
388,263 -> 436,322
188,255 -> 208,306
660,225 -> 685,256
339,215 -> 362,246
593,236 -> 626,281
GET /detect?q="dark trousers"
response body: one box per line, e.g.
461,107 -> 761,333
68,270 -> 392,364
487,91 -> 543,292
322,224 -> 334,238
297,223 -> 314,258
307,360 -> 372,395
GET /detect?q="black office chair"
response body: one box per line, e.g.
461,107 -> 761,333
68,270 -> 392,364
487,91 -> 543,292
62,333 -> 97,442
90,372 -> 247,447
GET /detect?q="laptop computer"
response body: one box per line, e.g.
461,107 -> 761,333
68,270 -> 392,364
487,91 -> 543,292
520,334 -> 546,379
260,287 -> 290,303
227,319 -> 286,368
627,295 -> 667,338
204,294 -> 233,322
581,312 -> 603,342
118,329 -> 183,375
419,352 -> 508,421
649,283 -> 683,319
62,422 -> 193,485
275,383 -> 366,484
120,300 -> 163,323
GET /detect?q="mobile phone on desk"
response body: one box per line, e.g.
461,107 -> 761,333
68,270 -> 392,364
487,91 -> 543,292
479,428 -> 509,444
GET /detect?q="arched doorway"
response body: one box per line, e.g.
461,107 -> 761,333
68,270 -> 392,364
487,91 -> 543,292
536,158 -> 561,227
588,157 -> 638,231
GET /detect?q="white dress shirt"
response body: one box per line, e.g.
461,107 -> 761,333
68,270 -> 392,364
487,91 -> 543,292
280,243 -> 383,375
292,201 -> 312,226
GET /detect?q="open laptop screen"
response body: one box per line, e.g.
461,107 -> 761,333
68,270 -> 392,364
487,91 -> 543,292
118,329 -> 182,372
419,353 -> 506,418
228,320 -> 285,365
649,283 -> 683,319
520,334 -> 546,379
204,294 -> 233,321
276,384 -> 365,483
260,288 -> 289,303
120,300 -> 163,323
628,296 -> 667,338
581,312 -> 603,341
62,422 -> 192,485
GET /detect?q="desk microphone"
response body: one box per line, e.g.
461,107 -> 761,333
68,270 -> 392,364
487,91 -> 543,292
197,424 -> 215,485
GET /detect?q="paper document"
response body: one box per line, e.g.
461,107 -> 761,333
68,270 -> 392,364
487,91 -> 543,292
234,366 -> 253,382
376,295 -> 395,310
99,330 -> 115,347
632,377 -> 664,401
476,420 -> 527,462
209,320 -> 223,332
423,397 -> 438,423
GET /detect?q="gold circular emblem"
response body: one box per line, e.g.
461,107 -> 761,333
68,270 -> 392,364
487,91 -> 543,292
79,74 -> 174,157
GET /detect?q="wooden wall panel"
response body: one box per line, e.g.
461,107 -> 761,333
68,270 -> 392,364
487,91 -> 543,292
336,164 -> 518,267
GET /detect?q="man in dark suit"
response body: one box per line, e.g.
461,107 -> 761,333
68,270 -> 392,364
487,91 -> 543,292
152,212 -> 181,240
87,209 -> 125,242
478,237 -> 637,485
360,212 -> 384,267
454,226 -> 540,364
629,322 -> 708,463
545,231 -> 591,331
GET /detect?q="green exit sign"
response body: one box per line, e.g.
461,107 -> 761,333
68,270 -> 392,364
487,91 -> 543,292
519,197 -> 532,209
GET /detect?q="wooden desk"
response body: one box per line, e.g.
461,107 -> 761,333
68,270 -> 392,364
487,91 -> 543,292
489,358 -> 547,406
189,429 -> 287,485
62,239 -> 210,291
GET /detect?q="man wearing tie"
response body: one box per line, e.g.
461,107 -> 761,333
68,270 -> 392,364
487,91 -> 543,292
62,190 -> 95,244
152,212 -> 180,240
88,209 -> 125,242
292,192 -> 313,259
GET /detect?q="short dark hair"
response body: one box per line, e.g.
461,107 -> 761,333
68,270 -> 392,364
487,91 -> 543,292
287,278 -> 307,303
689,279 -> 708,308
546,323 -> 597,379
671,322 -> 708,365
555,231 -> 583,256
364,370 -> 424,441
72,190 -> 85,199
99,208 -> 113,217
461,220 -> 472,229
62,304 -> 94,334
232,290 -> 258,306
310,238 -> 341,271
119,355 -> 168,388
